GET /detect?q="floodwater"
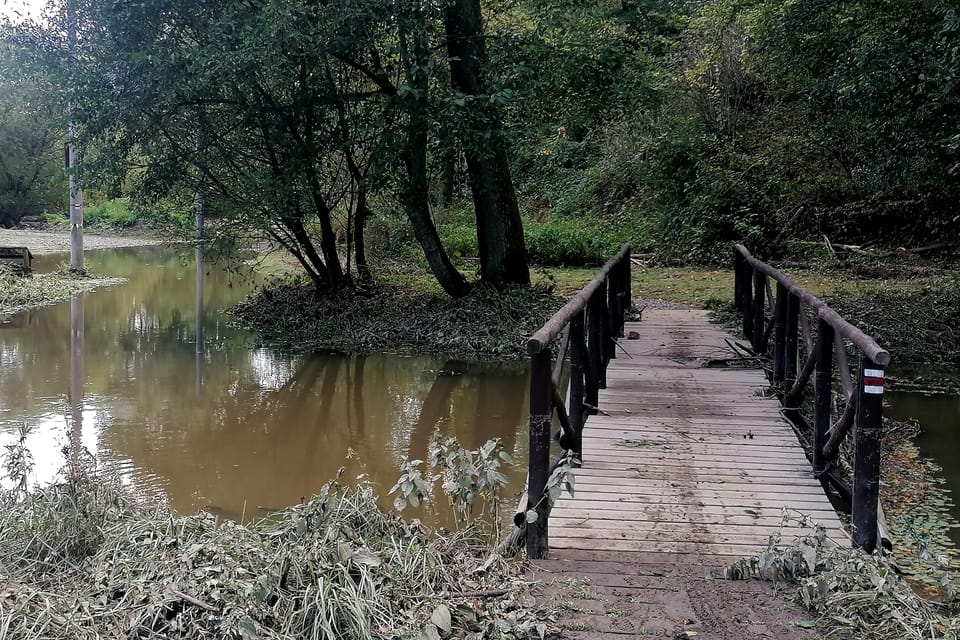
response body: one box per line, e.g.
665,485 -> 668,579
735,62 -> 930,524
0,247 -> 530,522
886,388 -> 960,536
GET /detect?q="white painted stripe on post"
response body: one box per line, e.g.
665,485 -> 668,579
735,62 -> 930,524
864,385 -> 884,395
864,369 -> 885,378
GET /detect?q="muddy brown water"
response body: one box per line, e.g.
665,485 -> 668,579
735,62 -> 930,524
886,388 -> 960,544
0,246 -> 530,524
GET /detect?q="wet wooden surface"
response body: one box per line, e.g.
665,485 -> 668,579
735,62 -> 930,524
531,308 -> 842,639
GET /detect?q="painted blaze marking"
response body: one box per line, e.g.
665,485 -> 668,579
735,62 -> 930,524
863,368 -> 884,395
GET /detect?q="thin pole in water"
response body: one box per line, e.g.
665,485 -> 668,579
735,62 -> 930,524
67,0 -> 83,271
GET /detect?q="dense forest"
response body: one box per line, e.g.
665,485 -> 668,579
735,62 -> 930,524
2,0 -> 958,287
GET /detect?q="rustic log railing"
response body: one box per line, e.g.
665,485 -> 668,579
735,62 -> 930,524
733,244 -> 891,552
520,243 -> 632,559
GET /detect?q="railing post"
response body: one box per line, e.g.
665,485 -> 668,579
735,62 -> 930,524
773,283 -> 787,389
606,276 -> 618,358
734,251 -> 744,311
585,302 -> 601,410
742,263 -> 754,341
569,311 -> 586,457
813,319 -> 834,479
527,347 -> 553,559
624,253 -> 632,324
783,294 -> 799,392
751,270 -> 765,351
594,284 -> 610,388
852,356 -> 884,552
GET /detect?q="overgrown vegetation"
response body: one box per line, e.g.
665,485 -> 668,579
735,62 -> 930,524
0,434 -> 560,640
232,278 -> 564,360
0,262 -> 123,314
724,514 -> 960,640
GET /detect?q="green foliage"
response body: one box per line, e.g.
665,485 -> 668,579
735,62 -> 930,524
0,37 -> 63,227
387,438 -> 515,527
524,221 -> 621,267
83,197 -> 136,228
440,219 -> 621,267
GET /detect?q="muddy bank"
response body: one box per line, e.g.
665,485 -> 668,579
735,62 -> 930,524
0,228 -> 164,255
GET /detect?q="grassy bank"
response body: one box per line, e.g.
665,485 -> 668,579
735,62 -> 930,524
0,264 -> 124,315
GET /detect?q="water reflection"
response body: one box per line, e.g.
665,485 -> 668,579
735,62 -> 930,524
0,247 -> 530,523
887,390 -> 960,540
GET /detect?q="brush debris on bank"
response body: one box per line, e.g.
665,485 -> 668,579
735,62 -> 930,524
231,279 -> 565,360
0,473 -> 556,640
724,517 -> 960,640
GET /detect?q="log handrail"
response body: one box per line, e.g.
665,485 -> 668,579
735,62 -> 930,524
735,244 -> 889,365
528,243 -> 632,354
521,243 -> 632,559
733,244 -> 890,552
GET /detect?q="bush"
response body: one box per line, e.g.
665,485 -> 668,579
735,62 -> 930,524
524,221 -> 621,267
83,197 -> 137,228
438,220 -> 622,267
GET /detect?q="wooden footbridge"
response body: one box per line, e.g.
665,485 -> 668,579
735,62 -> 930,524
514,245 -> 890,637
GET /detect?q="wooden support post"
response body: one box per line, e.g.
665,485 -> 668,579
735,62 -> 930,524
624,255 -> 632,322
526,347 -> 553,559
595,283 -> 610,388
606,276 -> 617,358
734,251 -> 744,311
852,356 -> 884,552
813,320 -> 834,479
742,264 -> 753,341
751,270 -> 765,351
586,299 -> 602,406
773,283 -> 788,389
784,294 -> 799,391
568,311 -> 587,457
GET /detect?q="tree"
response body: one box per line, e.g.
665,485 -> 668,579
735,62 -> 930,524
444,0 -> 529,287
0,35 -> 63,227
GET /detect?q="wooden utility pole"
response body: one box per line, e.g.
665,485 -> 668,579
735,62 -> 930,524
67,0 -> 83,270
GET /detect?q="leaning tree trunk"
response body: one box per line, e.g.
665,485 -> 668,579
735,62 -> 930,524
444,0 -> 529,288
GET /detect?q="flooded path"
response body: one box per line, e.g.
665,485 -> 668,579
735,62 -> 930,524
0,247 -> 529,522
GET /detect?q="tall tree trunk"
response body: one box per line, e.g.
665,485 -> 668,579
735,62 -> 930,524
354,188 -> 371,282
400,18 -> 471,299
306,173 -> 345,288
444,0 -> 529,287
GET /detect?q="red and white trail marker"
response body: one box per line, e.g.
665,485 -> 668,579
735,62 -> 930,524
863,369 -> 884,395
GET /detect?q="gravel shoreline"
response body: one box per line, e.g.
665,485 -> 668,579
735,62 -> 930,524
0,228 -> 164,255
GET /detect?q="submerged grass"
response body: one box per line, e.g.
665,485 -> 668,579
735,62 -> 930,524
0,472 -> 554,640
231,277 -> 565,361
0,264 -> 124,315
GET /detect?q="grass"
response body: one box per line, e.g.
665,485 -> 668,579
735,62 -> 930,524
0,264 -> 125,315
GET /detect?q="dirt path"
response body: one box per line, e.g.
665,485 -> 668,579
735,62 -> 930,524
0,228 -> 164,255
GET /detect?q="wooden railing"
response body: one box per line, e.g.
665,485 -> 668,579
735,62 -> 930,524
522,243 -> 632,559
733,244 -> 891,552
